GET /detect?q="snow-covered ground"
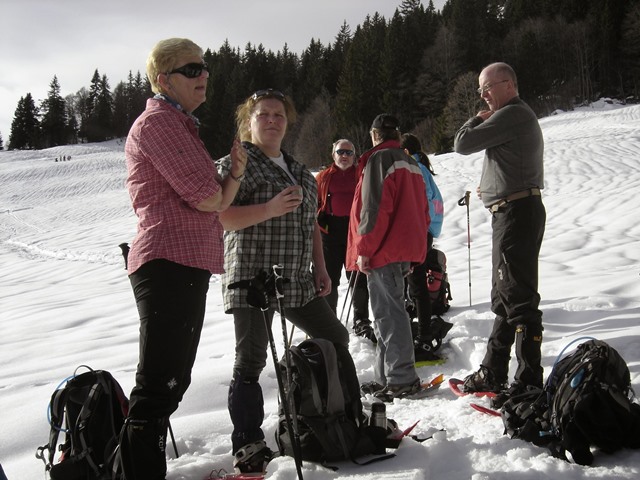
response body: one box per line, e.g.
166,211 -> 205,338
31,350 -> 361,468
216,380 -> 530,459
1,100 -> 639,479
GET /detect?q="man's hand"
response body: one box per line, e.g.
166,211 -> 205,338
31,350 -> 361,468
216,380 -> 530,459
477,109 -> 494,121
356,255 -> 371,275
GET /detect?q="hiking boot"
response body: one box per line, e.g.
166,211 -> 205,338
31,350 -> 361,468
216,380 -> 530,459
429,316 -> 453,346
373,379 -> 421,403
233,440 -> 274,474
414,341 -> 443,364
490,381 -> 526,409
461,366 -> 506,394
360,381 -> 385,396
353,318 -> 377,344
415,316 -> 454,352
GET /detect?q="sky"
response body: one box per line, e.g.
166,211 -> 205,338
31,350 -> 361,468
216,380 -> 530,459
0,0 -> 447,146
1,99 -> 640,479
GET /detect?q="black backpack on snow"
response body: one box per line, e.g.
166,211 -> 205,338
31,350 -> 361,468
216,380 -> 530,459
36,366 -> 129,480
276,339 -> 388,465
426,248 -> 452,315
501,339 -> 640,465
405,247 -> 452,319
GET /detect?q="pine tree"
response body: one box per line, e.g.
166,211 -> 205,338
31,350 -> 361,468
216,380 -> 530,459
65,89 -> 86,144
335,13 -> 388,136
130,71 -> 150,124
273,44 -> 299,96
0,131 -> 4,150
96,74 -> 114,140
66,103 -> 79,144
8,93 -> 40,150
324,22 -> 352,96
81,70 -> 101,141
620,1 -> 640,99
112,82 -> 129,137
40,76 -> 68,147
83,72 -> 114,142
296,39 -> 328,112
199,41 -> 246,158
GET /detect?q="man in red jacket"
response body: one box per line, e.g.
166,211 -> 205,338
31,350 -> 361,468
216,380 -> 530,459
347,114 -> 430,402
316,139 -> 374,343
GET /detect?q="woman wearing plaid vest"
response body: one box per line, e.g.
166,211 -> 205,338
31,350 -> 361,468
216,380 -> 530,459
216,89 -> 349,474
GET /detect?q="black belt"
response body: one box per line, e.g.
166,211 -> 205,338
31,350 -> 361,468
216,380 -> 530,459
488,188 -> 541,213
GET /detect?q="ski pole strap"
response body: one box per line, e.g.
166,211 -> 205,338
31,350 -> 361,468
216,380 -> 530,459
228,271 -> 271,309
458,190 -> 471,207
273,264 -> 285,299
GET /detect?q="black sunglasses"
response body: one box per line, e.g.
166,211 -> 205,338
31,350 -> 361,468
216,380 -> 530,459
251,89 -> 286,101
335,149 -> 354,156
167,62 -> 208,79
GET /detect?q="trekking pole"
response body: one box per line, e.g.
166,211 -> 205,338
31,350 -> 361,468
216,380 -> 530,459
168,421 -> 179,457
287,325 -> 296,349
227,272 -> 304,480
339,270 -> 356,325
272,265 -> 304,479
458,191 -> 472,306
343,270 -> 360,327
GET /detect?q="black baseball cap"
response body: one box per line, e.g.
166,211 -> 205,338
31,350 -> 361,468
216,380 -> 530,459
371,113 -> 400,130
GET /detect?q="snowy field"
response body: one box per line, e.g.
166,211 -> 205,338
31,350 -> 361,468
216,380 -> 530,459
1,100 -> 639,479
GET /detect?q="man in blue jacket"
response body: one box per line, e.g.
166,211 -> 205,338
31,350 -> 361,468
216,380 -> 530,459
454,62 -> 546,407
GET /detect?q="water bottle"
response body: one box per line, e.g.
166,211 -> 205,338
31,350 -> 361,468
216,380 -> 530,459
370,402 -> 387,430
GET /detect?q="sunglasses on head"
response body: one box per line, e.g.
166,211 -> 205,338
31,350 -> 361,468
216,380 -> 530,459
335,149 -> 354,156
251,89 -> 286,101
167,62 -> 208,78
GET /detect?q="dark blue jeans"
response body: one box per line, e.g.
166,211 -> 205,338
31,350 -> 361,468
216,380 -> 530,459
483,196 -> 546,387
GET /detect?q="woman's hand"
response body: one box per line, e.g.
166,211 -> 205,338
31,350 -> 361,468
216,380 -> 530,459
229,138 -> 247,179
313,267 -> 332,297
266,185 -> 303,218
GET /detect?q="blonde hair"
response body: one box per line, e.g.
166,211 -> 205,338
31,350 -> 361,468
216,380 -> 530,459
146,38 -> 204,94
235,91 -> 297,142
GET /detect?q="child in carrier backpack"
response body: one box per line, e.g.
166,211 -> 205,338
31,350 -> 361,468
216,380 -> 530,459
401,133 -> 453,363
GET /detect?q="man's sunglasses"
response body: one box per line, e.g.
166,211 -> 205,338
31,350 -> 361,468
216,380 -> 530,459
335,149 -> 354,156
167,62 -> 209,79
251,89 -> 286,101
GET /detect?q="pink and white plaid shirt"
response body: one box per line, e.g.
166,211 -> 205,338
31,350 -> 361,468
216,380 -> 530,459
125,98 -> 223,274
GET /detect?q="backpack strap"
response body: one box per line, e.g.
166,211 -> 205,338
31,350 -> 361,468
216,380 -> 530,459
289,344 -> 324,414
78,380 -> 105,474
296,339 -> 353,460
306,339 -> 344,416
37,385 -> 71,469
76,371 -> 118,476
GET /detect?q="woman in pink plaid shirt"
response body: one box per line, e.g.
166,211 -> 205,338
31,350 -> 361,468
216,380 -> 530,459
119,38 -> 246,480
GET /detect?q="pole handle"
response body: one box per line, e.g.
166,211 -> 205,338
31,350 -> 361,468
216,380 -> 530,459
457,190 -> 471,207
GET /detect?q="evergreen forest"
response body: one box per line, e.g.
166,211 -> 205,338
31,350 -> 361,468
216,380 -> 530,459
6,0 -> 640,167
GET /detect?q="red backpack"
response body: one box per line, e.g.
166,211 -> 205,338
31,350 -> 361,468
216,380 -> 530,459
426,248 -> 452,315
